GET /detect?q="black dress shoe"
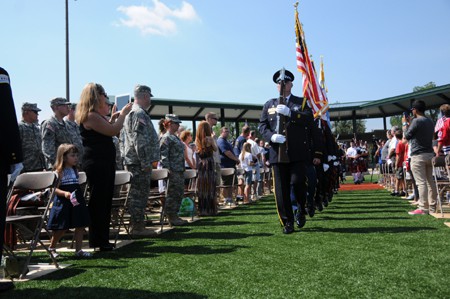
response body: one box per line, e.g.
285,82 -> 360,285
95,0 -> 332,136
0,281 -> 15,292
306,205 -> 315,218
295,212 -> 307,228
316,201 -> 323,212
283,222 -> 294,234
323,197 -> 329,207
99,243 -> 116,251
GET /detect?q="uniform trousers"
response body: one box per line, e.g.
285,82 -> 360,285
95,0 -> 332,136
126,165 -> 152,224
165,171 -> 184,217
272,161 -> 307,226
0,168 -> 8,257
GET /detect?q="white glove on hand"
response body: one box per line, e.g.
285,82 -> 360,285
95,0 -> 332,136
327,155 -> 333,162
10,163 -> 24,183
323,163 -> 330,172
276,104 -> 291,117
271,134 -> 286,144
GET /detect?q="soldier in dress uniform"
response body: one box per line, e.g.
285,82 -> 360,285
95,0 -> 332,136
259,69 -> 323,234
0,67 -> 23,292
41,97 -> 73,169
65,103 -> 84,165
18,102 -> 46,172
122,85 -> 160,233
160,114 -> 188,226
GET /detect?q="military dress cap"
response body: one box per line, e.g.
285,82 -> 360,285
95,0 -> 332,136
134,84 -> 154,97
272,69 -> 295,83
50,97 -> 72,106
21,102 -> 41,112
165,114 -> 182,123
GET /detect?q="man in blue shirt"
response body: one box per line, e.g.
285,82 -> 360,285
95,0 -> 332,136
217,127 -> 240,204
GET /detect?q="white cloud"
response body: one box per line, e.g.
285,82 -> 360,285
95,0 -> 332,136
117,0 -> 200,36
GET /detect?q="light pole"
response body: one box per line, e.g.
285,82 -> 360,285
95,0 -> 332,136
65,0 -> 70,101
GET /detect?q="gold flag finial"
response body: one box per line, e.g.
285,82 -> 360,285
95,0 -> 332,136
294,2 -> 299,9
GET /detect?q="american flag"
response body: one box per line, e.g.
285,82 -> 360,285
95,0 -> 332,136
294,6 -> 329,118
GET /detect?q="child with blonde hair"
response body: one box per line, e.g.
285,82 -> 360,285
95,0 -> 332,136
47,144 -> 91,258
240,142 -> 255,203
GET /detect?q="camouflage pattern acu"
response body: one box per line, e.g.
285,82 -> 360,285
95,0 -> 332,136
165,171 -> 184,216
65,119 -> 84,165
18,120 -> 45,172
126,164 -> 152,224
113,136 -> 124,170
41,116 -> 73,169
122,104 -> 160,168
159,132 -> 185,171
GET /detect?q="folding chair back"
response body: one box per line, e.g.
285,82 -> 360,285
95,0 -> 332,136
5,171 -> 59,279
183,169 -> 197,220
110,170 -> 133,243
433,156 -> 450,216
148,168 -> 170,232
217,168 -> 236,205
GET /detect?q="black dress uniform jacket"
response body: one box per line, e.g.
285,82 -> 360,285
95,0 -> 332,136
0,67 -> 23,259
259,95 -> 323,164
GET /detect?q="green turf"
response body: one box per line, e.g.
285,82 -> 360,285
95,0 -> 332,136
5,189 -> 450,299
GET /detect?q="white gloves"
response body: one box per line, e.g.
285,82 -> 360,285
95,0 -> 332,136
276,104 -> 291,117
10,163 -> 24,183
271,134 -> 286,144
323,163 -> 330,172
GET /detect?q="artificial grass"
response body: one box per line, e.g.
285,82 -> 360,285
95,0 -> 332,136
5,189 -> 450,299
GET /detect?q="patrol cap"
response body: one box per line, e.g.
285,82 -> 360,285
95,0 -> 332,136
50,97 -> 72,107
134,85 -> 153,97
21,102 -> 41,112
272,69 -> 295,83
165,114 -> 182,123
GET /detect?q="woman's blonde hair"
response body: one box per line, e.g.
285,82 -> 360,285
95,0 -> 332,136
53,143 -> 79,177
75,83 -> 105,124
240,142 -> 252,161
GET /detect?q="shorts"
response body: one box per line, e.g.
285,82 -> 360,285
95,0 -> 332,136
395,167 -> 404,180
244,170 -> 253,185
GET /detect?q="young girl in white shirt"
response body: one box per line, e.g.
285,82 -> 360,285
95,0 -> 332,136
239,142 -> 255,203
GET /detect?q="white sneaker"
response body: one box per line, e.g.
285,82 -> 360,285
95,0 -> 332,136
49,248 -> 59,258
406,194 -> 415,200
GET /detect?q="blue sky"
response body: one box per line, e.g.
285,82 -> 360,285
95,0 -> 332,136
1,0 -> 450,131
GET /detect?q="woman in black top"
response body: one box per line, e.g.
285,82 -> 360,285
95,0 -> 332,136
76,83 -> 132,251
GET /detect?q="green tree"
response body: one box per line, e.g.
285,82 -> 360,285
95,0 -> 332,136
390,82 -> 438,127
212,121 -> 261,142
332,119 -> 366,135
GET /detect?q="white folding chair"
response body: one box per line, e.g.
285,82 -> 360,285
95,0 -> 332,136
217,168 -> 236,206
111,170 -> 133,243
184,169 -> 197,220
148,169 -> 170,232
432,156 -> 449,217
4,171 -> 59,279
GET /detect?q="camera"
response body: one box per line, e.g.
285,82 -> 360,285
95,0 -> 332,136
403,111 -> 409,118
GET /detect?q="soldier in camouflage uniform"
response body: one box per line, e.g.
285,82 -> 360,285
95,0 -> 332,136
160,114 -> 188,226
122,85 -> 160,233
18,102 -> 46,172
65,104 -> 84,165
41,97 -> 73,169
